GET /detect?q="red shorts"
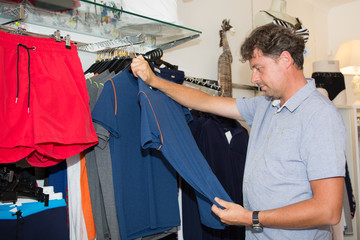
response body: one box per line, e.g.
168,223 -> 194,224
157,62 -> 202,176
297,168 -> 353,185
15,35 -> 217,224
0,30 -> 98,167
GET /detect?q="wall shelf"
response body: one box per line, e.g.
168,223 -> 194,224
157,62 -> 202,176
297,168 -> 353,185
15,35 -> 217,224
0,0 -> 201,52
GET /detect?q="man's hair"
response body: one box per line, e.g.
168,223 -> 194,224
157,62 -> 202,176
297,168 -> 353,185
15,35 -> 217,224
240,23 -> 305,70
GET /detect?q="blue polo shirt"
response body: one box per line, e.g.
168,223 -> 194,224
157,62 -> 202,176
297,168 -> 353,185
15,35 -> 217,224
92,70 -> 180,240
236,79 -> 346,240
138,78 -> 233,229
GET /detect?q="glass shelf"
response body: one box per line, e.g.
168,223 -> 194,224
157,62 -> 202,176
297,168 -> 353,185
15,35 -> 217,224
0,0 -> 201,52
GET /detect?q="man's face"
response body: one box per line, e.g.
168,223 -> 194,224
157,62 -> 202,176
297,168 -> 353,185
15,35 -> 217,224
249,49 -> 287,100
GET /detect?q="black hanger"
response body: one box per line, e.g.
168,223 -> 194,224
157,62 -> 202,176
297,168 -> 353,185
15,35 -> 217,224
84,52 -> 116,75
145,48 -> 178,71
84,60 -> 98,74
84,57 -> 103,75
0,164 -> 49,206
112,57 -> 132,74
95,57 -> 116,74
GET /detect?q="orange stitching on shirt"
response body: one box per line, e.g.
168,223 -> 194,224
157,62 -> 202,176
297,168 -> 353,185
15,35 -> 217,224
138,91 -> 163,150
109,78 -> 117,115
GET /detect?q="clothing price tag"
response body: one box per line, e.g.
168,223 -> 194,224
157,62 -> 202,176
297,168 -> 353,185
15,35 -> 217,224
225,130 -> 232,144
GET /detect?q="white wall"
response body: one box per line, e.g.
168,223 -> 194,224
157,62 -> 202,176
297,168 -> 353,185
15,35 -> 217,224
327,1 -> 360,105
164,0 -> 254,98
163,0 -> 329,99
328,1 -> 360,60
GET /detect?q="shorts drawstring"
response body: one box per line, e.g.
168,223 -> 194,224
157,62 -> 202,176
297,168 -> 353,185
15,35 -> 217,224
16,43 -> 36,113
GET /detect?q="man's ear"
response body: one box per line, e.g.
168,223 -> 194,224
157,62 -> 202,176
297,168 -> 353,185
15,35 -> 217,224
279,51 -> 293,68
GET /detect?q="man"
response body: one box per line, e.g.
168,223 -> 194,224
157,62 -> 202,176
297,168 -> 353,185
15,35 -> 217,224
131,23 -> 346,239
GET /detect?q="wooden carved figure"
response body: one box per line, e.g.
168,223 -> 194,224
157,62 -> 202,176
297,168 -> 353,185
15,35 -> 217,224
218,19 -> 234,97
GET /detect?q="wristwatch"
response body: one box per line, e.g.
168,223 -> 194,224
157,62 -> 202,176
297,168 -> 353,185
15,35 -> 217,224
252,211 -> 263,233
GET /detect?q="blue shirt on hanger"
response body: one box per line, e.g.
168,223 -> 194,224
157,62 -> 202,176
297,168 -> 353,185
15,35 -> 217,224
138,78 -> 233,229
91,69 -> 180,240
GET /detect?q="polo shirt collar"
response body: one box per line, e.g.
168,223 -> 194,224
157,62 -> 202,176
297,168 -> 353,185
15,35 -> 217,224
272,78 -> 315,113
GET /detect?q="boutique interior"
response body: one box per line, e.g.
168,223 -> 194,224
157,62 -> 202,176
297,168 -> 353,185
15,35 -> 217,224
0,0 -> 360,240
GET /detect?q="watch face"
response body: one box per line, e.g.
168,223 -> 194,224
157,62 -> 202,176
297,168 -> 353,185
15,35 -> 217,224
252,225 -> 263,233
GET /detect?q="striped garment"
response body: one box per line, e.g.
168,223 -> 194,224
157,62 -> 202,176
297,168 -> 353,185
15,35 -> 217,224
262,10 -> 309,43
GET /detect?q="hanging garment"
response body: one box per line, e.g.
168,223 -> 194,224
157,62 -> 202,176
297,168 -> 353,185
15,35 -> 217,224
66,154 -> 91,240
93,123 -> 121,240
79,152 -> 96,239
260,10 -> 309,43
91,69 -> 180,240
311,72 -> 346,101
86,70 -> 116,111
85,70 -> 121,240
182,111 -> 248,239
137,78 -> 233,229
48,160 -> 68,203
69,152 -> 101,240
0,199 -> 68,240
0,30 -> 98,167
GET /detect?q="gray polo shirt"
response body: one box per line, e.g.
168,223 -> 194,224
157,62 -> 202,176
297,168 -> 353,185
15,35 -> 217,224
236,80 -> 346,240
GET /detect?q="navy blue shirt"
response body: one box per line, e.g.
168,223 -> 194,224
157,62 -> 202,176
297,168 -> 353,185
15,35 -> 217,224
183,111 -> 248,239
92,70 -> 180,240
138,79 -> 233,229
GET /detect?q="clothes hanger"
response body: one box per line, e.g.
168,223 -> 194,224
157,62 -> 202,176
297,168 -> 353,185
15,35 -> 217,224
108,48 -> 132,74
95,51 -> 118,74
145,48 -> 178,71
84,56 -> 107,75
0,164 -> 49,206
85,50 -> 113,75
112,57 -> 132,74
84,56 -> 101,75
85,46 -> 132,75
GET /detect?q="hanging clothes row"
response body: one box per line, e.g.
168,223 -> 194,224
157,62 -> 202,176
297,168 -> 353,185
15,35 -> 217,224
0,26 -> 243,240
83,51 -> 182,240
65,48 -> 235,240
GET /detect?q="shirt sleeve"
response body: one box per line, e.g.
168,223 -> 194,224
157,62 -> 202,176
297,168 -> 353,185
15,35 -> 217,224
236,96 -> 264,127
182,106 -> 193,123
301,106 -> 346,180
138,91 -> 163,150
91,80 -> 119,138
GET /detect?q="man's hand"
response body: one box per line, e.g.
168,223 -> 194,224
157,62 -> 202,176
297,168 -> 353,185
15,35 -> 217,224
211,197 -> 252,226
131,55 -> 156,85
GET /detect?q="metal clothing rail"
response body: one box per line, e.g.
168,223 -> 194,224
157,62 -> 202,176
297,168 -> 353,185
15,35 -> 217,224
232,83 -> 259,91
184,76 -> 221,91
77,37 -> 145,52
184,77 -> 259,92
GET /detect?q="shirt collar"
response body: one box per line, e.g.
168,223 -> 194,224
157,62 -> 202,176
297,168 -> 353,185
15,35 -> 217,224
272,78 -> 315,113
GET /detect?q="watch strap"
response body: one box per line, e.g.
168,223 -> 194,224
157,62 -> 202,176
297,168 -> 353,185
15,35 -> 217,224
252,211 -> 260,225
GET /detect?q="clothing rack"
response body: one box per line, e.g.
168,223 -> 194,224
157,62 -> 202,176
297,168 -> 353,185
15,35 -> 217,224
78,36 -> 145,53
184,76 -> 221,91
184,77 -> 259,92
232,83 -> 259,91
